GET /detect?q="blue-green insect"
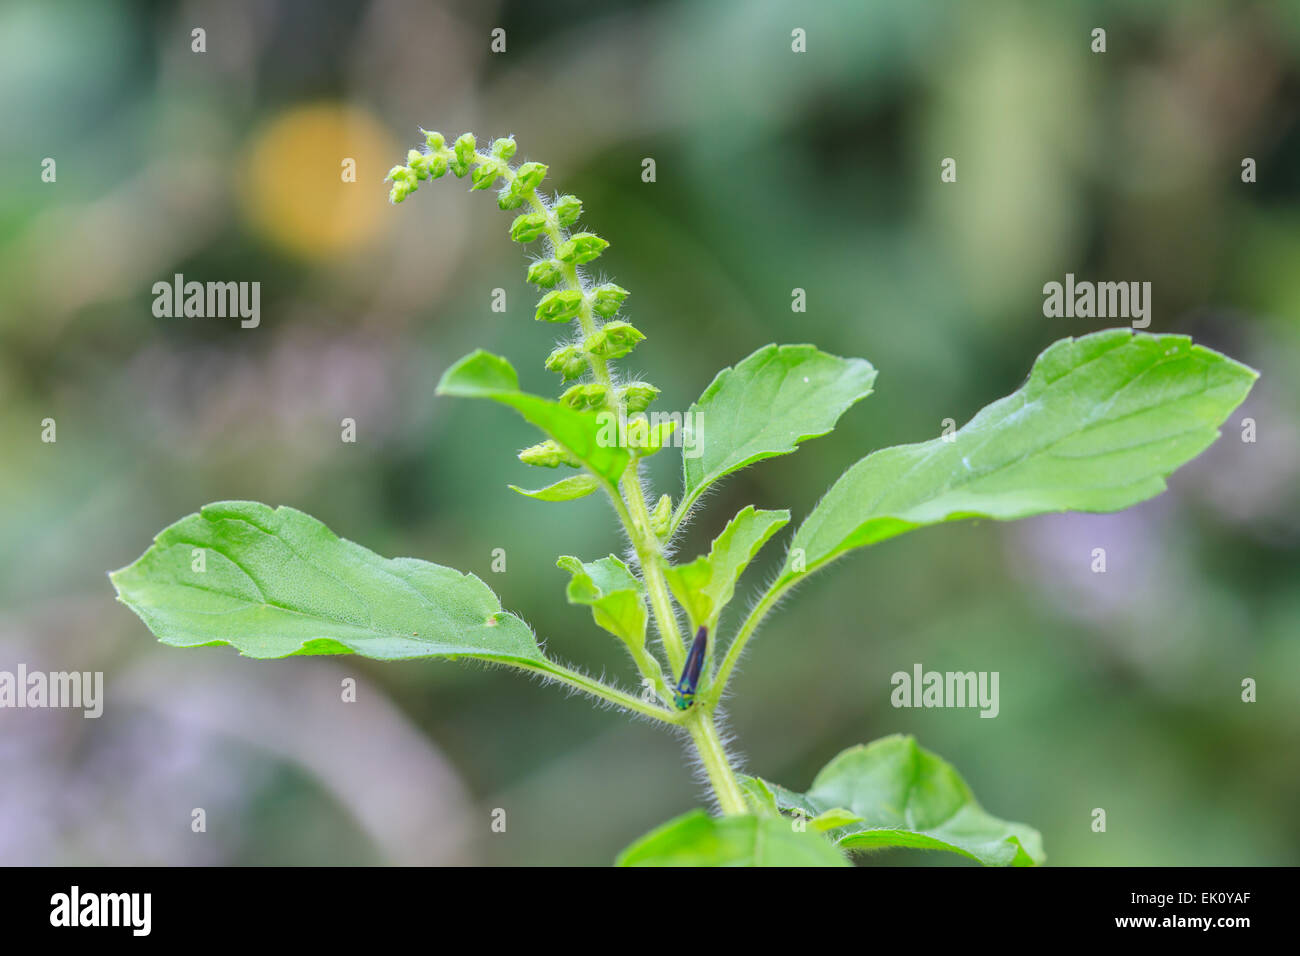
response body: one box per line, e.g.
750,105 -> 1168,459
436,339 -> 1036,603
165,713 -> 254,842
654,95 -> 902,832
673,626 -> 708,710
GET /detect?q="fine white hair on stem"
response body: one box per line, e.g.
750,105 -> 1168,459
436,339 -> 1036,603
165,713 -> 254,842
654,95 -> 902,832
675,709 -> 747,811
477,655 -> 672,729
711,555 -> 803,702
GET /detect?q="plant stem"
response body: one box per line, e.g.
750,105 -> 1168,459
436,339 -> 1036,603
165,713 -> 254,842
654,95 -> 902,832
523,659 -> 683,724
502,160 -> 746,813
521,183 -> 690,673
620,471 -> 688,673
684,709 -> 748,814
621,471 -> 748,815
709,577 -> 794,703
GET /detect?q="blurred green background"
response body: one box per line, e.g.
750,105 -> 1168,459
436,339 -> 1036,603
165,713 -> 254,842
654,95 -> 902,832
2,0 -> 1298,866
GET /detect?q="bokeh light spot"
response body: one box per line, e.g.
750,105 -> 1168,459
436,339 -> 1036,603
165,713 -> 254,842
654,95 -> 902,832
241,103 -> 393,260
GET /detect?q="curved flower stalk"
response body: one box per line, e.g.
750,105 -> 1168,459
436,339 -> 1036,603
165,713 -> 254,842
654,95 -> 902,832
389,133 -> 646,422
395,130 -> 747,809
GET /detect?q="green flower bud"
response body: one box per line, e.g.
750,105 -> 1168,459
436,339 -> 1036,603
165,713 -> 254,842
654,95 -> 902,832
591,283 -> 630,318
584,320 -> 643,360
471,160 -> 502,191
407,150 -> 429,179
583,328 -> 608,356
454,132 -> 476,164
491,137 -> 517,160
519,439 -> 580,468
621,381 -> 659,413
527,259 -> 565,288
426,152 -> 448,179
535,289 -> 585,323
386,165 -> 418,203
451,132 -> 476,177
649,494 -> 673,538
498,186 -> 526,210
512,162 -> 548,194
553,194 -> 582,227
422,129 -> 445,151
556,233 -> 608,266
509,212 -> 549,244
545,344 -> 589,381
560,383 -> 610,411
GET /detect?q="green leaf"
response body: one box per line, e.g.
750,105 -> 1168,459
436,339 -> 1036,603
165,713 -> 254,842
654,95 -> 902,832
556,554 -> 647,651
747,735 -> 1045,867
110,501 -> 546,666
664,506 -> 790,631
781,330 -> 1257,586
809,808 -> 864,832
616,809 -> 849,867
739,776 -> 780,816
680,344 -> 876,519
437,350 -> 629,484
508,474 -> 601,502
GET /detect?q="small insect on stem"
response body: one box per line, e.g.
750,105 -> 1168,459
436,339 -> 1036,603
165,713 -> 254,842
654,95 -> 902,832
673,626 -> 708,710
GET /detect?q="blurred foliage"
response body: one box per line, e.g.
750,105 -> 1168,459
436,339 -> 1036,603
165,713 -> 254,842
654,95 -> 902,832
1,0 -> 1297,865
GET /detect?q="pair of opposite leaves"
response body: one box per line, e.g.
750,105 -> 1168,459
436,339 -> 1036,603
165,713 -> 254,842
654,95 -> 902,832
109,327 -> 1256,866
112,328 -> 1255,676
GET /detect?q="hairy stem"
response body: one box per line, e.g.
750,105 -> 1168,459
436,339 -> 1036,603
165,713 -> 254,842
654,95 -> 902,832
521,659 -> 683,724
685,709 -> 748,814
520,182 -> 690,674
708,577 -> 794,703
452,148 -> 746,812
621,472 -> 688,673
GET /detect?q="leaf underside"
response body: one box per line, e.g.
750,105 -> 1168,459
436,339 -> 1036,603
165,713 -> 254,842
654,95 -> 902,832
110,501 -> 544,665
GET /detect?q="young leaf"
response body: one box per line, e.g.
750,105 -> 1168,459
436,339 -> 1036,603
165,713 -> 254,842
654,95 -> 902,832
679,344 -> 876,521
110,501 -> 546,665
809,808 -> 864,832
437,350 -> 629,485
508,474 -> 601,502
616,809 -> 849,867
779,330 -> 1257,587
739,776 -> 781,816
747,735 -> 1045,867
664,506 -> 790,631
556,555 -> 647,651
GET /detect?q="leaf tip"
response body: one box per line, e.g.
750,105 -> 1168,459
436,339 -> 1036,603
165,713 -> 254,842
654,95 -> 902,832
437,349 -> 520,397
